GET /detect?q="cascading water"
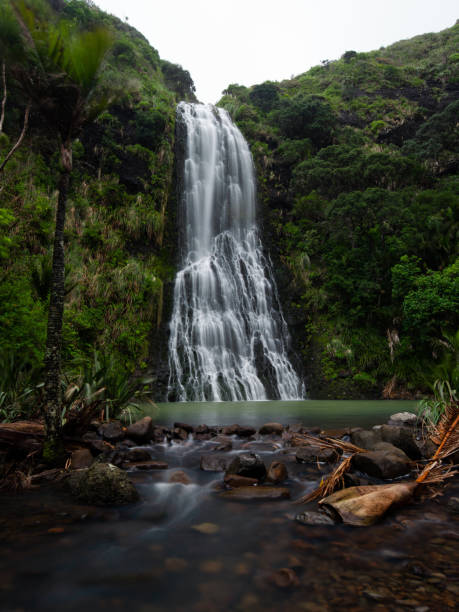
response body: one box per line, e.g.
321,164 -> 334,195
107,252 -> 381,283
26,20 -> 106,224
168,102 -> 303,401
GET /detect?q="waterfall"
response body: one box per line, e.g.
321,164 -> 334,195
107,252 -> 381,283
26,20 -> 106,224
168,102 -> 303,401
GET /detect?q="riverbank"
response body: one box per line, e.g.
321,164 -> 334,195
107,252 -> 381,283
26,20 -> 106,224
1,409 -> 458,610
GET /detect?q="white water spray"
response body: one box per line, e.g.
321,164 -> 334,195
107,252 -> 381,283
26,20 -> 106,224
168,103 -> 303,401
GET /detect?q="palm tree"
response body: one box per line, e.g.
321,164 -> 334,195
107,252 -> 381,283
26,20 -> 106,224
6,0 -> 113,460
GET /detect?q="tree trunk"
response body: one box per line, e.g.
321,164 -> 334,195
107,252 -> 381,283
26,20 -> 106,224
0,61 -> 6,135
42,142 -> 72,464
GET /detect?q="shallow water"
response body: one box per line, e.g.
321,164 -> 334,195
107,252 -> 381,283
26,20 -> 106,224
150,399 -> 417,428
1,401 -> 458,611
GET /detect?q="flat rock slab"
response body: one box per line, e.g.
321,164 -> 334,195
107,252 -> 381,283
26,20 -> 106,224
220,486 -> 290,500
224,474 -> 258,487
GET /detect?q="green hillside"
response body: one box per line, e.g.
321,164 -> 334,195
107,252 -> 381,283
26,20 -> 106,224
0,0 -> 194,403
218,22 -> 459,398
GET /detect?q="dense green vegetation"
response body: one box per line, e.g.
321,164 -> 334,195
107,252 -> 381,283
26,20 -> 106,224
0,1 -> 457,411
0,0 -> 195,416
219,23 -> 459,398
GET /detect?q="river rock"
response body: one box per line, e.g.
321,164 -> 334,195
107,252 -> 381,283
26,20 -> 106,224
126,416 -> 153,442
220,486 -> 290,500
172,427 -> 189,441
88,439 -> 113,456
169,470 -> 192,485
173,422 -> 194,433
152,425 -> 169,442
353,447 -> 411,479
70,448 -> 93,469
222,424 -> 256,437
224,474 -> 258,487
379,424 -> 421,459
266,461 -> 288,483
414,437 -> 437,459
259,422 -> 284,435
211,435 -> 233,451
388,412 -> 417,427
295,511 -> 336,526
98,421 -> 125,442
200,454 -> 230,472
351,429 -> 382,450
241,441 -> 279,452
226,453 -> 267,480
125,448 -> 151,462
68,463 -> 139,505
296,445 -> 341,463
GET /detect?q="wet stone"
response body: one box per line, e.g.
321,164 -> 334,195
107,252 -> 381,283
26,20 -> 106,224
68,463 -> 139,505
353,448 -> 411,479
168,470 -> 192,485
259,422 -> 284,435
126,416 -> 153,443
125,448 -> 151,463
226,453 -> 267,480
266,461 -> 288,483
388,412 -> 417,427
97,421 -> 125,442
173,422 -> 194,434
200,454 -> 230,472
295,445 -> 341,463
295,511 -> 336,526
70,449 -> 93,470
447,497 -> 459,513
210,435 -> 232,451
224,474 -> 258,487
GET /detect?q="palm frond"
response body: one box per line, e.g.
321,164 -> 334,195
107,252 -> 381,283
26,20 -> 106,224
294,455 -> 354,505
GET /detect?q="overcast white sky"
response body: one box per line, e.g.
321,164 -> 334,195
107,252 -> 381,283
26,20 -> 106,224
94,0 -> 458,103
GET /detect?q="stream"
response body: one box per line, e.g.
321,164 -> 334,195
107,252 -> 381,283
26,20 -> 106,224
1,401 -> 458,611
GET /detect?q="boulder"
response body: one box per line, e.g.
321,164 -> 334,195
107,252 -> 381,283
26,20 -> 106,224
414,437 -> 437,459
388,412 -> 417,427
353,448 -> 411,479
70,449 -> 93,470
172,427 -> 189,441
226,453 -> 267,480
266,461 -> 288,484
200,454 -> 230,472
296,445 -> 341,463
68,463 -> 139,505
379,424 -> 421,459
259,422 -> 284,436
152,425 -> 169,442
126,416 -> 153,443
168,470 -> 192,485
97,421 -> 125,442
173,422 -> 194,434
222,424 -> 256,437
350,429 -> 382,450
125,448 -> 151,462
88,439 -> 113,456
195,424 -> 210,434
224,474 -> 258,488
295,511 -> 336,526
220,486 -> 290,500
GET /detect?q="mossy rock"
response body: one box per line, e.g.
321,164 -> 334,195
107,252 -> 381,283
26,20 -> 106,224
68,463 -> 139,505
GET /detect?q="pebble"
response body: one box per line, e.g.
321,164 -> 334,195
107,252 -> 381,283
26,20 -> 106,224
192,522 -> 220,535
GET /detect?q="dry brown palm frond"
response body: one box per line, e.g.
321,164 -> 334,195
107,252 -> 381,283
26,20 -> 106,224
416,402 -> 459,485
293,455 -> 354,505
297,433 -> 365,454
430,401 -> 459,457
415,461 -> 457,486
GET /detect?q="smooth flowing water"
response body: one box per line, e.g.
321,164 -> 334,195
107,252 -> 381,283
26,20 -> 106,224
168,103 -> 302,402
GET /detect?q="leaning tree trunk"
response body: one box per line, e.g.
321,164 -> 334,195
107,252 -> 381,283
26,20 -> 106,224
42,141 -> 72,463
